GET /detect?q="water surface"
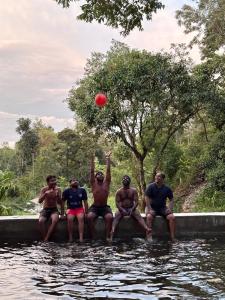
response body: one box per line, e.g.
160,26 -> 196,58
0,239 -> 225,299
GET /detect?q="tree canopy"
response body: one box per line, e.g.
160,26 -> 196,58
67,41 -> 216,199
176,0 -> 225,57
55,0 -> 164,35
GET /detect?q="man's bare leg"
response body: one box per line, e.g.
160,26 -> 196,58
110,211 -> 123,241
39,216 -> 47,240
87,212 -> 97,239
44,213 -> 59,242
67,214 -> 75,242
132,211 -> 151,236
77,213 -> 84,242
104,213 -> 113,241
166,213 -> 176,242
146,213 -> 155,241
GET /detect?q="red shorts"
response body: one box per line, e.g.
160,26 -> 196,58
67,207 -> 84,216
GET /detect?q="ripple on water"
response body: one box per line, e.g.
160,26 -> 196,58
1,239 -> 225,299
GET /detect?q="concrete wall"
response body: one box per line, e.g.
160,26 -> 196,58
0,213 -> 225,242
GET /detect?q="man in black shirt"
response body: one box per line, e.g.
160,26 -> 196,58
145,172 -> 175,241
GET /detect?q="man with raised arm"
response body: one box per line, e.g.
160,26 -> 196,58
87,152 -> 113,241
145,172 -> 176,242
38,175 -> 63,241
110,175 -> 151,241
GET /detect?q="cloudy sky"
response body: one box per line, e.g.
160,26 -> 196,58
0,0 -> 198,146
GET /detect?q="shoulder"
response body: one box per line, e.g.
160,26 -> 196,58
130,187 -> 137,193
116,188 -> 123,195
63,188 -> 70,195
164,185 -> 172,191
41,186 -> 48,192
146,182 -> 155,190
79,187 -> 87,193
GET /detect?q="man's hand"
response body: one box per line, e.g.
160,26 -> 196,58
105,151 -> 112,158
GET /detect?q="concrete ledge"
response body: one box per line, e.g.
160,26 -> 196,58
0,213 -> 225,242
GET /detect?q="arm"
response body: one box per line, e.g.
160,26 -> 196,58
57,188 -> 64,216
105,153 -> 111,184
83,200 -> 89,214
168,188 -> 174,212
82,189 -> 88,214
131,189 -> 138,213
115,191 -> 125,213
168,198 -> 174,212
90,154 -> 95,186
38,188 -> 46,204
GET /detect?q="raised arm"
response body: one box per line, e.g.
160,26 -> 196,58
90,154 -> 95,186
105,152 -> 111,184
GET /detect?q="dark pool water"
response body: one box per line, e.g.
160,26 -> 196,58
0,239 -> 225,299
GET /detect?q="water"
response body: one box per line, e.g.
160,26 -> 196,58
0,239 -> 225,299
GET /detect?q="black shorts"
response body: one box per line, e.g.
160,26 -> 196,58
147,207 -> 172,218
88,205 -> 112,217
40,207 -> 59,221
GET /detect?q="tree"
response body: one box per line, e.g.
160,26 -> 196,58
16,118 -> 39,170
176,0 -> 225,57
55,0 -> 164,36
67,41 -> 213,202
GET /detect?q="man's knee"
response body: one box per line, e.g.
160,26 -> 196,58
51,214 -> 59,224
39,217 -> 46,225
146,213 -> 154,221
167,214 -> 175,221
87,212 -> 96,222
104,213 -> 113,222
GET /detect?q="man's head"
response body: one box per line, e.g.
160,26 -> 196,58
69,177 -> 79,188
122,175 -> 131,187
95,171 -> 104,183
46,175 -> 57,188
155,172 -> 165,185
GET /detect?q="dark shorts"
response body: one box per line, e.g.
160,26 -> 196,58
40,207 -> 59,221
88,205 -> 112,217
147,207 -> 172,218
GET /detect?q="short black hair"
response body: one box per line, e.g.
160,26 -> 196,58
156,172 -> 165,179
69,177 -> 78,183
46,175 -> 56,183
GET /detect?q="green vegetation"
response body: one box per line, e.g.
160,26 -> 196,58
1,0 -> 225,215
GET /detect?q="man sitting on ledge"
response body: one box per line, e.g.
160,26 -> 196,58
38,175 -> 62,242
87,152 -> 113,241
110,175 -> 151,241
145,172 -> 176,242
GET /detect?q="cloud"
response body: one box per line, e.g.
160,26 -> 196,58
0,111 -> 75,146
0,0 -> 200,145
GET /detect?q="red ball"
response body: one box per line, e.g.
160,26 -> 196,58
95,93 -> 107,107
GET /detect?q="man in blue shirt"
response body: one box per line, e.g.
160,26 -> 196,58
145,172 -> 175,241
62,178 -> 88,242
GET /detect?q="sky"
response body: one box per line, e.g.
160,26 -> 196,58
0,0 -> 199,146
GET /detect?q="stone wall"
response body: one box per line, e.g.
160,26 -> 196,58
0,213 -> 225,242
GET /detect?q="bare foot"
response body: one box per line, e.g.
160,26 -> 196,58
68,237 -> 73,243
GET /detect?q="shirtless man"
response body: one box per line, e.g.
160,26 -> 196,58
110,175 -> 151,240
38,175 -> 62,241
87,152 -> 113,240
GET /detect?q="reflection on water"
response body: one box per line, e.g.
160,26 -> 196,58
0,239 -> 225,299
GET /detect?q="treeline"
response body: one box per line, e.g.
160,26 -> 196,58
1,0 -> 225,215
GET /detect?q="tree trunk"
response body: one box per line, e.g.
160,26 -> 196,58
137,157 -> 146,212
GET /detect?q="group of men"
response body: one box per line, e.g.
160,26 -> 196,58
38,153 -> 176,242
